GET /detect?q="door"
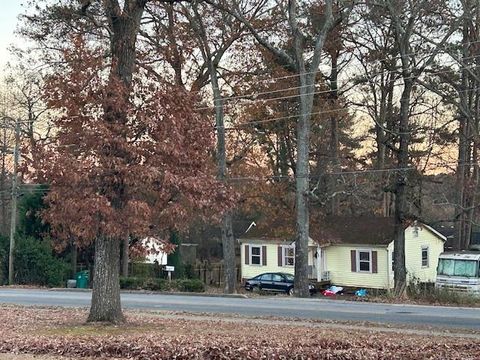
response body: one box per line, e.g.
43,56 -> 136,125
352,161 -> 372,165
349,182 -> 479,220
259,273 -> 274,290
271,273 -> 287,292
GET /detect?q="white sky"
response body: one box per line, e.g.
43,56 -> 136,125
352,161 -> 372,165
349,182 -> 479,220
0,2 -> 25,70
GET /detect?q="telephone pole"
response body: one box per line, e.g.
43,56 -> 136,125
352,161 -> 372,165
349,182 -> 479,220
0,119 -> 7,236
8,118 -> 20,285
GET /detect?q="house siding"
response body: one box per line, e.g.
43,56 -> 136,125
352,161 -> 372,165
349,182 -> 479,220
404,225 -> 444,283
239,224 -> 445,288
240,241 -> 294,280
324,245 -> 390,289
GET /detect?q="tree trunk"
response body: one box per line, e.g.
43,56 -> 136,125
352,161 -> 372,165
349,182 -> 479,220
454,114 -> 468,251
0,123 -> 7,236
86,0 -> 146,323
328,50 -> 340,215
393,79 -> 413,296
454,2 -> 475,251
88,236 -> 124,323
294,73 -> 315,298
379,73 -> 395,217
210,62 -> 236,294
71,241 -> 77,278
221,213 -> 236,293
121,236 -> 129,277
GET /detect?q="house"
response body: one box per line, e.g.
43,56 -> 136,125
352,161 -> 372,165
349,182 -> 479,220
141,237 -> 168,265
239,217 -> 446,289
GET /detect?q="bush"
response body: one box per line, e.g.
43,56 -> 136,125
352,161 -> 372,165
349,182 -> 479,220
144,278 -> 168,291
119,277 -> 205,292
120,277 -> 145,290
14,236 -> 70,287
129,262 -> 155,278
407,278 -> 479,306
177,279 -> 205,292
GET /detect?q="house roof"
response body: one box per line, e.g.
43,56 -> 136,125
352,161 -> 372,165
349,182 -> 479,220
239,216 -> 396,245
238,216 -> 447,246
318,216 -> 396,246
239,219 -> 296,242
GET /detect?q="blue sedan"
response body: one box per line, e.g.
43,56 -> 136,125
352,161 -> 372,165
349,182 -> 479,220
245,272 -> 316,295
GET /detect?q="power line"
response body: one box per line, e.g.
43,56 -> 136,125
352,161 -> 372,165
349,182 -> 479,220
219,108 -> 347,130
196,61 -> 480,111
218,87 -> 480,132
225,167 -> 417,182
203,38 -> 480,91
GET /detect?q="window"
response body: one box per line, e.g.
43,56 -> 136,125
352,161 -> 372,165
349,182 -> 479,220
272,274 -> 284,282
421,246 -> 429,268
357,250 -> 371,272
438,259 -> 478,277
260,273 -> 272,281
283,245 -> 295,266
251,246 -> 262,265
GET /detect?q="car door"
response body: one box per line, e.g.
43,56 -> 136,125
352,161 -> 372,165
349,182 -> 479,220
259,273 -> 273,290
271,273 -> 286,292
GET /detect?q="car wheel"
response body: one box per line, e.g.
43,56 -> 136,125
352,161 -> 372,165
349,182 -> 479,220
287,287 -> 294,296
253,285 -> 261,293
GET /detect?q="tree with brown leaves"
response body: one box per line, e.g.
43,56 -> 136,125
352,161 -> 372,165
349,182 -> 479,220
24,0 -> 230,323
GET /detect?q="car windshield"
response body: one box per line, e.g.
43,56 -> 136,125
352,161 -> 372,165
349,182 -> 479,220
283,274 -> 294,281
438,259 -> 479,278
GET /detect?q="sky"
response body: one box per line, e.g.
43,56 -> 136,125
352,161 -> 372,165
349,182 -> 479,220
0,2 -> 26,70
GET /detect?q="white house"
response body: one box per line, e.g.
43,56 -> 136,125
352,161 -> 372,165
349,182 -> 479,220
239,217 -> 446,289
141,237 -> 168,265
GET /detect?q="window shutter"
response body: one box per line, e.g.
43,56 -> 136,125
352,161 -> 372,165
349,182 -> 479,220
244,245 -> 249,265
351,250 -> 357,272
262,245 -> 267,266
372,251 -> 378,273
278,246 -> 283,267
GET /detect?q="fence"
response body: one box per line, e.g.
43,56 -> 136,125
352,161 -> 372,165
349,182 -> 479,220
194,264 -> 242,287
128,261 -> 242,287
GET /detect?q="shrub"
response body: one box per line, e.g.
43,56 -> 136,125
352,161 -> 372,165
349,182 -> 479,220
144,278 -> 168,291
130,262 -> 155,278
177,279 -> 205,292
14,236 -> 70,287
407,278 -> 479,306
119,277 -> 205,292
120,277 -> 145,290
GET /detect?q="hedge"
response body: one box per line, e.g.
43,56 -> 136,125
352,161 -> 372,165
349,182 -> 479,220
120,277 -> 205,292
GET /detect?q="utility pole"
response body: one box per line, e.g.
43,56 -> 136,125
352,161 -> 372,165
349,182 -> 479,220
0,119 -> 7,236
8,119 -> 20,285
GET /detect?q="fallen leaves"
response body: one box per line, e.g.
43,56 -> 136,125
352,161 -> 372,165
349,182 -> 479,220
0,305 -> 478,359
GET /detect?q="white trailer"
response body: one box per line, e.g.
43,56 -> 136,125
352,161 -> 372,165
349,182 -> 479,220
435,252 -> 480,295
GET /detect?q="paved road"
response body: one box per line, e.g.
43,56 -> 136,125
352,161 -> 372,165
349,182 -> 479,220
0,288 -> 479,331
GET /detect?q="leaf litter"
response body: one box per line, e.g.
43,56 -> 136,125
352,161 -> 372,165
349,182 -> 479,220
0,305 -> 478,359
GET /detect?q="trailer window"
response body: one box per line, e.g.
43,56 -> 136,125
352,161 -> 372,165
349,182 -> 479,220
438,259 -> 478,277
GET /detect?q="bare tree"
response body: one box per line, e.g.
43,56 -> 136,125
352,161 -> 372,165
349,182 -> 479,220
204,0 -> 357,296
374,0 -> 459,294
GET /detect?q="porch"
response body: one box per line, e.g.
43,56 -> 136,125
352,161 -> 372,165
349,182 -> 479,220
308,245 -> 330,282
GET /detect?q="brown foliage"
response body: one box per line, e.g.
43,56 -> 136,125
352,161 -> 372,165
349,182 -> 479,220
30,36 -> 231,249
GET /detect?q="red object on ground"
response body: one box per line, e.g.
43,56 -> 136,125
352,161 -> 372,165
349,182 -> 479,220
322,290 -> 336,296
